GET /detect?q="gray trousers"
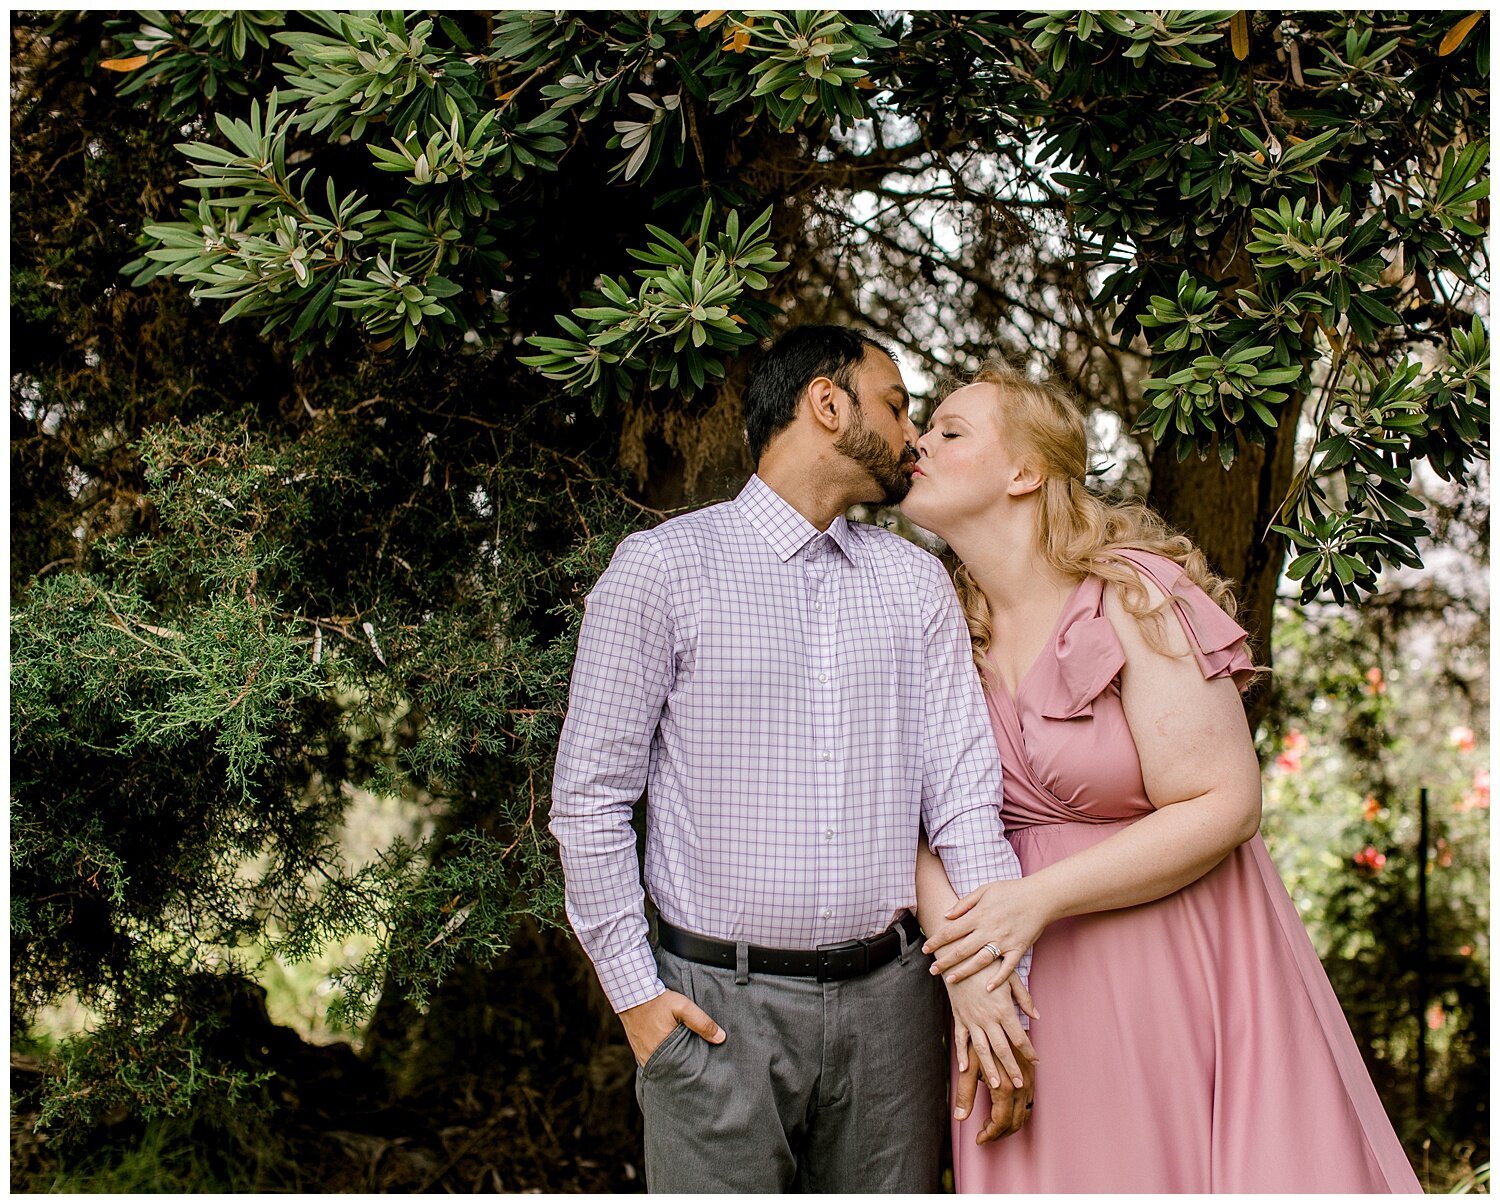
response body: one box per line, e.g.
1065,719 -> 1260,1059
635,928 -> 948,1193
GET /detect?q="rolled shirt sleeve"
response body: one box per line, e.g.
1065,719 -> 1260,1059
918,575 -> 1033,991
549,534 -> 673,1013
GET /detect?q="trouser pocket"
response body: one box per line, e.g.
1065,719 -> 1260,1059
638,1021 -> 693,1080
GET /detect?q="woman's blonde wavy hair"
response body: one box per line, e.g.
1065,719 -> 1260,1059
948,359 -> 1241,665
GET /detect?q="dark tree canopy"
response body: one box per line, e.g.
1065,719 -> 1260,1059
11,8 -> 1488,1189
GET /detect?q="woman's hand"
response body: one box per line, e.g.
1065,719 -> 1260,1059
923,876 -> 1053,989
946,973 -> 1038,1142
945,970 -> 1038,1096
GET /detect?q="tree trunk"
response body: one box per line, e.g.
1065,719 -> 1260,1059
1147,399 -> 1305,731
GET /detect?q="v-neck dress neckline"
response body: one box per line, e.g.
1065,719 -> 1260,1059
981,575 -> 1089,707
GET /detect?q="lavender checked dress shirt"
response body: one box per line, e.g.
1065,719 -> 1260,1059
550,474 -> 1028,1013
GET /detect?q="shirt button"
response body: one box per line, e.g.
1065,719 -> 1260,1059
813,601 -> 823,611
821,909 -> 833,920
820,750 -> 832,761
818,672 -> 829,683
824,828 -> 834,840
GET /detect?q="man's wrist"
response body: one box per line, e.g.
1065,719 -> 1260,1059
618,984 -> 669,1019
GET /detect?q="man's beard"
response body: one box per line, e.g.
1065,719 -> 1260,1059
834,406 -> 915,504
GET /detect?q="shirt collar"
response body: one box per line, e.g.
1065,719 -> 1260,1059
735,474 -> 859,564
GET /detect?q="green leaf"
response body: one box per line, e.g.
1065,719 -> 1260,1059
289,277 -> 338,338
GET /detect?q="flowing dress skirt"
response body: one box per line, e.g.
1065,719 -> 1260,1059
951,820 -> 1423,1193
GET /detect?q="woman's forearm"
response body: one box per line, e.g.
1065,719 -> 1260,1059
915,833 -> 960,934
1032,575 -> 1264,928
1025,789 -> 1258,926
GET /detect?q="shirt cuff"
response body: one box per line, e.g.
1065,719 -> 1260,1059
593,940 -> 667,1014
1016,946 -> 1033,1029
938,842 -> 1021,901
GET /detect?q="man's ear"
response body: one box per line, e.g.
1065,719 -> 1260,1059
806,376 -> 841,434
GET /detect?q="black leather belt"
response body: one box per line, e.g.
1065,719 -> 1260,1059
655,913 -> 921,982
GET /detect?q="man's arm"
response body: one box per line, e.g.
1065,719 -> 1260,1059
916,570 -> 1036,1108
551,533 -> 726,1066
918,576 -> 1031,990
549,533 -> 675,1014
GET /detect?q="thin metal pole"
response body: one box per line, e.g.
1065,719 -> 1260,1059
1416,786 -> 1429,1119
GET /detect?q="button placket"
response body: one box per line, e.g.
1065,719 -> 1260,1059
803,535 -> 844,931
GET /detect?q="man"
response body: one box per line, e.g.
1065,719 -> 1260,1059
550,325 -> 1033,1192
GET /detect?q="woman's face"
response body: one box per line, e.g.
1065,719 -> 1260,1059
900,382 -> 1028,538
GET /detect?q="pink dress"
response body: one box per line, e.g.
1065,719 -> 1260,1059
952,549 -> 1421,1193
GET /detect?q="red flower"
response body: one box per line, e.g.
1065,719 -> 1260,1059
1457,769 -> 1490,812
1353,846 -> 1387,873
1363,666 -> 1387,695
1362,794 -> 1382,821
1449,725 -> 1477,753
1426,1003 -> 1447,1031
1276,728 -> 1307,773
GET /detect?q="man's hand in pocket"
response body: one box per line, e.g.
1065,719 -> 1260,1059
619,990 -> 726,1066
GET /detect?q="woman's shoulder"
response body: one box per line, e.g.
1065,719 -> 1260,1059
1092,548 -> 1257,690
1092,550 -> 1182,651
1097,547 -> 1189,594
1097,567 -> 1189,659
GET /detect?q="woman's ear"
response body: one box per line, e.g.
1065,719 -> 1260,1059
1007,459 -> 1046,498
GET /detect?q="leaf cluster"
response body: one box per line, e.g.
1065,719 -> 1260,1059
520,205 -> 786,412
123,9 -> 891,388
881,9 -> 1489,601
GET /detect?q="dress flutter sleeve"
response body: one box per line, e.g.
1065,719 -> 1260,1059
1041,596 -> 1126,721
1035,551 -> 1258,722
1108,548 -> 1257,691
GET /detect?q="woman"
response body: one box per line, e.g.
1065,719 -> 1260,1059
902,362 -> 1422,1193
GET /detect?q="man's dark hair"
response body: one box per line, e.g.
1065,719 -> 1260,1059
742,325 -> 895,464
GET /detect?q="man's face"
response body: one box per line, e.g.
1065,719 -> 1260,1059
832,349 -> 920,505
